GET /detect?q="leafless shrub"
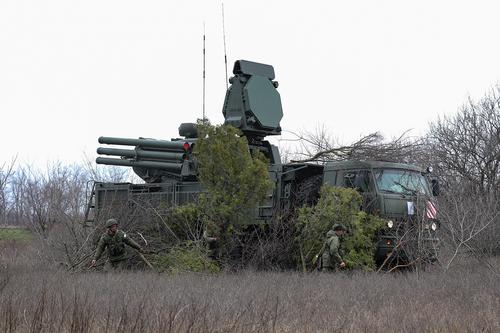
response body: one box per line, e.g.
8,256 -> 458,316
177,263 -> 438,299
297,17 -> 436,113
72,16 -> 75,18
437,189 -> 500,268
243,215 -> 297,270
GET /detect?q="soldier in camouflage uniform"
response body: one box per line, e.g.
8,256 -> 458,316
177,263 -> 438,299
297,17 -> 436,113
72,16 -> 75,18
321,223 -> 347,272
90,218 -> 144,270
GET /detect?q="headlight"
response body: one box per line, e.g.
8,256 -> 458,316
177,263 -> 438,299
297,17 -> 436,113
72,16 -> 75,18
431,222 -> 437,231
387,220 -> 394,228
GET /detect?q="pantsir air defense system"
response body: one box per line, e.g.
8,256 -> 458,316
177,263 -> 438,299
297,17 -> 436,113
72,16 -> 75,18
88,60 -> 439,266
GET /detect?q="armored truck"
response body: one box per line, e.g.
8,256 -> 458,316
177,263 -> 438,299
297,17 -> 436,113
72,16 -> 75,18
87,60 -> 439,266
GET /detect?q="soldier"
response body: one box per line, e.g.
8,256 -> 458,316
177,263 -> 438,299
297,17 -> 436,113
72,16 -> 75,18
321,223 -> 347,272
90,218 -> 144,270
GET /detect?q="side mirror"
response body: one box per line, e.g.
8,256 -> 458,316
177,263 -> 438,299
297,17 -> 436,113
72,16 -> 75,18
431,179 -> 440,197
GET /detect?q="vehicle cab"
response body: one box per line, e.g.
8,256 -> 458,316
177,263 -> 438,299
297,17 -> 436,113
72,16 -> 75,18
323,160 -> 440,266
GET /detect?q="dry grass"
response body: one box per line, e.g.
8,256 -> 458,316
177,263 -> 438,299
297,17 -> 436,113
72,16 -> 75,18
1,242 -> 499,333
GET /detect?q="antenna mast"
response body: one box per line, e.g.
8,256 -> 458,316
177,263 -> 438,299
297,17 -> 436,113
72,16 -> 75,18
222,3 -> 228,90
203,22 -> 206,121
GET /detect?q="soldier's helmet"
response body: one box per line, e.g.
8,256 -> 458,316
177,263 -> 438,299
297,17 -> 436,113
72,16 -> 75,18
105,218 -> 119,228
332,223 -> 347,231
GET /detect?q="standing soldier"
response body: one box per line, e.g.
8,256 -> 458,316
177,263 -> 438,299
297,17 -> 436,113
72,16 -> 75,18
90,218 -> 144,270
321,223 -> 347,272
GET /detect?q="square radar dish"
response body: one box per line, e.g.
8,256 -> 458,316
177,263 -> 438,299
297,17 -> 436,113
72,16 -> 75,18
243,75 -> 283,130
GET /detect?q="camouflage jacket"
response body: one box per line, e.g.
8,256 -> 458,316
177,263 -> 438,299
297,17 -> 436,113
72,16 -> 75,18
94,230 -> 142,262
321,230 -> 344,268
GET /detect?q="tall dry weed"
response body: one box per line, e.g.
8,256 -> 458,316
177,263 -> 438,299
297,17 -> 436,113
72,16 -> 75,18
0,264 -> 498,332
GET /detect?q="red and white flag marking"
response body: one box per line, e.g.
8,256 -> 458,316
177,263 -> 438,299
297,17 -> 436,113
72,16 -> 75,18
426,200 -> 437,219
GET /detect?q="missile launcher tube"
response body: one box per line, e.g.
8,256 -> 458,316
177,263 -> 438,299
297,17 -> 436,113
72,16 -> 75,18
97,147 -> 185,161
98,136 -> 186,151
96,157 -> 183,171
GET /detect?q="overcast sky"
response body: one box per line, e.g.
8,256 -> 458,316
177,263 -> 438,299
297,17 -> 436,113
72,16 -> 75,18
1,0 -> 500,166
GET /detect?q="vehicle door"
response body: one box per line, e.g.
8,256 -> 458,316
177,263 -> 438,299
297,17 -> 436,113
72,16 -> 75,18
340,170 -> 377,214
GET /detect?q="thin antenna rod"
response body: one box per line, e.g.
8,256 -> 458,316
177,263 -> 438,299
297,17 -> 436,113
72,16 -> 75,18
222,3 -> 228,90
203,22 -> 206,121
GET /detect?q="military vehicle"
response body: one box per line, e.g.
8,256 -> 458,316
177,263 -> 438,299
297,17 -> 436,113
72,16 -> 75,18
324,160 -> 440,265
86,59 -> 439,266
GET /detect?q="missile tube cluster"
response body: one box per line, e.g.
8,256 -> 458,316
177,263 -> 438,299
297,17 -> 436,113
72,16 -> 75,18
96,136 -> 190,172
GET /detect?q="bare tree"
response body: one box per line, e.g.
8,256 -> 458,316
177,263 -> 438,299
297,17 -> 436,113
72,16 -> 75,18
282,127 -> 423,164
0,156 -> 17,225
7,163 -> 87,233
423,86 -> 500,263
426,86 -> 500,197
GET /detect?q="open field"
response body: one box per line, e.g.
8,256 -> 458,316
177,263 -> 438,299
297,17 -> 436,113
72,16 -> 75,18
1,242 -> 499,333
0,227 -> 32,242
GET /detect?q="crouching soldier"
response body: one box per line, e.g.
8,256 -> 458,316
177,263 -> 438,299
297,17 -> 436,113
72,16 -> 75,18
90,218 -> 144,270
321,223 -> 347,272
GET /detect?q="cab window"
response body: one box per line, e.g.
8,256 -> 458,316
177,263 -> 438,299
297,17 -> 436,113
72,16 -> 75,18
343,170 -> 372,192
374,169 -> 430,195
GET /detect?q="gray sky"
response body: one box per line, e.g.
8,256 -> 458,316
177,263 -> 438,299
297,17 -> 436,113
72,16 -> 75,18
2,0 -> 500,166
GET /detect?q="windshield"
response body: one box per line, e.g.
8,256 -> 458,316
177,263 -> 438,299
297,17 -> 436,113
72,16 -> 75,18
374,169 -> 430,196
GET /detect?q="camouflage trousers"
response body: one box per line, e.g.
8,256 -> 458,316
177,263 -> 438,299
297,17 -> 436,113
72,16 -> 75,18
321,266 -> 340,273
104,259 -> 129,271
